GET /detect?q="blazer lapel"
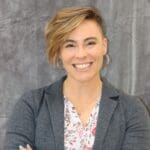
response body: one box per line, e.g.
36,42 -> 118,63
93,79 -> 119,150
44,77 -> 66,150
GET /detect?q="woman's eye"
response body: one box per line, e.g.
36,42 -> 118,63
65,44 -> 75,48
87,41 -> 96,46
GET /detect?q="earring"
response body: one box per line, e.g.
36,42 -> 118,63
104,54 -> 110,67
56,58 -> 64,69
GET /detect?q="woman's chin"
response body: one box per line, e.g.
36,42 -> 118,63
69,73 -> 99,83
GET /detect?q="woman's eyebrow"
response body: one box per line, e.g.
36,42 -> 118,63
84,37 -> 97,42
64,37 -> 97,44
64,39 -> 76,43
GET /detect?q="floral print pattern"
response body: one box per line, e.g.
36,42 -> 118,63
64,97 -> 100,150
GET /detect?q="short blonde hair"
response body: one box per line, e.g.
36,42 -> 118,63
45,6 -> 106,65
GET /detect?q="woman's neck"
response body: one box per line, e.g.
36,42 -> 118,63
63,76 -> 103,103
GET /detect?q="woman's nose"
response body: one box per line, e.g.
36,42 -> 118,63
75,46 -> 87,58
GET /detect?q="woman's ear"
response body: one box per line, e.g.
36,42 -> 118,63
57,52 -> 64,68
57,50 -> 61,62
58,48 -> 62,60
103,37 -> 108,55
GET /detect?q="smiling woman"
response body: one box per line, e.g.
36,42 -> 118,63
4,6 -> 150,150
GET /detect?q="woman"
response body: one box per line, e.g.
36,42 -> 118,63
4,6 -> 150,150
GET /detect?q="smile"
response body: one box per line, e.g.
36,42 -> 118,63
73,62 -> 93,70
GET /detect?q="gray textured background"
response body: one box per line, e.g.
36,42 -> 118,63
0,0 -> 150,149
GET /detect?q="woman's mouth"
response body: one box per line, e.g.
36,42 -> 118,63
72,62 -> 93,70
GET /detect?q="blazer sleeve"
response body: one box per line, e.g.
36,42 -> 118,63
121,98 -> 150,150
4,92 -> 37,150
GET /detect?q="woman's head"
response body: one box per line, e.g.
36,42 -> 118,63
45,6 -> 107,66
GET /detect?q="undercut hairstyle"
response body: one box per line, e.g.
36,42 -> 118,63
45,6 -> 106,65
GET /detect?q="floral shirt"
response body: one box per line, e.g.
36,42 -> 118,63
64,97 -> 100,150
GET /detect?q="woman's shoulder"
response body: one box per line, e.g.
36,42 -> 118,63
103,77 -> 149,119
114,86 -> 150,123
116,88 -> 145,113
20,76 -> 65,103
18,77 -> 65,108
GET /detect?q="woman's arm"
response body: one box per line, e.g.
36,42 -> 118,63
121,98 -> 150,150
4,92 -> 36,150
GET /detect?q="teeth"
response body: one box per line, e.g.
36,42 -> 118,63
75,63 -> 90,69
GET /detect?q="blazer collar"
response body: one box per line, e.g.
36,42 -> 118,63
44,76 -> 120,150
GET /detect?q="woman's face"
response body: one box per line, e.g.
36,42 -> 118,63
59,20 -> 107,83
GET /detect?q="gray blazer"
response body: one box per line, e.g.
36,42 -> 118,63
4,76 -> 150,150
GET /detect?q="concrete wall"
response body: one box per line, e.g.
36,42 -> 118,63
0,0 -> 150,149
